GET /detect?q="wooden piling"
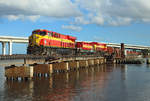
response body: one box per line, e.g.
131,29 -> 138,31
68,61 -> 80,70
53,62 -> 69,72
5,56 -> 106,81
88,59 -> 94,66
34,64 -> 53,77
5,66 -> 33,80
79,60 -> 87,68
147,59 -> 150,64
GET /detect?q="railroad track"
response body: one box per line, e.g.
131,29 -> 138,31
0,54 -> 103,60
0,54 -> 56,60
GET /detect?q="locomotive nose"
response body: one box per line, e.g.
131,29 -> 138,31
29,34 -> 37,46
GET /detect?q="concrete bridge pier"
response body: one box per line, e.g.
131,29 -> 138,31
2,42 -> 6,55
1,41 -> 12,55
8,41 -> 12,55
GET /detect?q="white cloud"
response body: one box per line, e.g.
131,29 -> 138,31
107,17 -> 133,26
6,15 -> 19,21
75,16 -> 90,25
1,0 -> 150,26
62,25 -> 82,32
75,0 -> 150,26
0,0 -> 81,21
90,14 -> 104,25
5,15 -> 40,21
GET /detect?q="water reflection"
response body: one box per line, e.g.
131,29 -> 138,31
1,64 -> 150,101
3,81 -> 33,101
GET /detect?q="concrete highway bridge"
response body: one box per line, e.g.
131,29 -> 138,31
0,36 -> 28,55
107,43 -> 150,50
0,35 -> 150,55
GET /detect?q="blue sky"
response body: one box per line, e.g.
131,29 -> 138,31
0,0 -> 150,54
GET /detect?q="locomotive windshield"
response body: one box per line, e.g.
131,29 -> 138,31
32,31 -> 46,36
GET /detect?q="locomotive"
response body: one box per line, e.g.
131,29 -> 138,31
27,29 -> 107,56
27,29 -> 77,55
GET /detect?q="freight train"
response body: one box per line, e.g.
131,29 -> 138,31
27,29 -> 141,58
27,29 -> 76,55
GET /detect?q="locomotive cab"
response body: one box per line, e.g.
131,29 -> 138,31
28,30 -> 48,47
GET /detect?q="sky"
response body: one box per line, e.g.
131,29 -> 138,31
0,0 -> 150,54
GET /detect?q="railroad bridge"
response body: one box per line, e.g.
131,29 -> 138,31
0,35 -> 150,81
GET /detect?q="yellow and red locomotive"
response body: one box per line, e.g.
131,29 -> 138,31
27,29 -> 76,55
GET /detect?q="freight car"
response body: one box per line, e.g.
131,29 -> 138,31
76,41 -> 93,55
107,46 -> 142,58
106,47 -> 120,58
75,41 -> 108,55
91,42 -> 107,56
27,29 -> 76,55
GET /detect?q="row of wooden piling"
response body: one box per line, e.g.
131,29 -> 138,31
115,58 -> 144,64
106,58 -> 144,64
5,58 -> 106,81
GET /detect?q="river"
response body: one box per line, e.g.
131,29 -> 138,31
0,64 -> 150,101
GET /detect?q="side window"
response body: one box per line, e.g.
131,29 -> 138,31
53,32 -> 56,37
57,34 -> 59,38
48,32 -> 50,36
51,32 -> 53,37
48,32 -> 52,37
55,33 -> 58,37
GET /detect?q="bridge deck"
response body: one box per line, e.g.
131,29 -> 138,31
0,54 -> 103,66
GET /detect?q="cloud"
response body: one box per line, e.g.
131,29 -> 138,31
75,0 -> 150,26
0,0 -> 81,21
5,15 -> 40,21
90,14 -> 104,25
74,16 -> 90,25
1,0 -> 150,27
107,17 -> 132,26
62,25 -> 82,32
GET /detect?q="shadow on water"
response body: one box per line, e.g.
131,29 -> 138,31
1,64 -> 150,101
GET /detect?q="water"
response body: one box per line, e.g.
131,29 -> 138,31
1,63 -> 150,101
